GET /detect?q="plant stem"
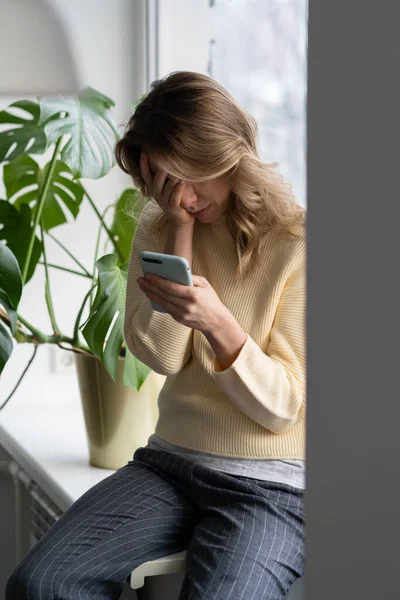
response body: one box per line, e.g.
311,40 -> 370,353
40,220 -> 61,335
0,312 -> 36,344
22,137 -> 63,284
47,231 -> 92,277
73,284 -> 97,346
0,345 -> 39,410
1,310 -> 89,351
17,314 -> 50,343
38,262 -> 92,279
80,184 -> 124,262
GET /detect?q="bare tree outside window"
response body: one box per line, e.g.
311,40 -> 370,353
209,0 -> 308,206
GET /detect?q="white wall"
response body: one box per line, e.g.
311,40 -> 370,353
0,0 -> 146,407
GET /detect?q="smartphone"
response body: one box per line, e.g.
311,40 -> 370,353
139,251 -> 193,313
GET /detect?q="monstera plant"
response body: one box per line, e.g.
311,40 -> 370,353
0,87 -> 151,410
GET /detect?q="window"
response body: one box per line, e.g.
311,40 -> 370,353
208,0 -> 308,206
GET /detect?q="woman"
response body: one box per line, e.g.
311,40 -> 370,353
6,71 -> 306,600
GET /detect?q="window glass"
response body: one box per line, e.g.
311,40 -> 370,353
209,0 -> 308,205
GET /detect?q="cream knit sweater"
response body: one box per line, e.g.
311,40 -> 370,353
124,201 -> 306,459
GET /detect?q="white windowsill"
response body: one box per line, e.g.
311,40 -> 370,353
0,382 -> 115,512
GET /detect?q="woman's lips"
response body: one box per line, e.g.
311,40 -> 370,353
193,205 -> 210,216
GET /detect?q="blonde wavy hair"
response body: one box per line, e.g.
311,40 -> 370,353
115,71 -> 305,281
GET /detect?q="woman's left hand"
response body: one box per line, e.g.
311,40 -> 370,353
137,273 -> 227,334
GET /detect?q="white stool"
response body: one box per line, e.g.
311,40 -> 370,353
130,550 -> 186,590
130,550 -> 304,599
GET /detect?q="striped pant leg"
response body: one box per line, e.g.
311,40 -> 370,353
5,452 -> 197,600
177,468 -> 305,600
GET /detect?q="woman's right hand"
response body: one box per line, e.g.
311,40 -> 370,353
140,152 -> 195,227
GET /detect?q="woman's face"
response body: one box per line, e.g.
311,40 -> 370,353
147,155 -> 231,223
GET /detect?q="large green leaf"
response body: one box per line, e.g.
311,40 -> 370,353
109,188 -> 141,262
0,243 -> 22,373
0,200 -> 42,282
38,87 -> 120,179
0,100 -> 47,163
0,242 -> 22,332
123,348 -> 151,391
81,253 -> 151,389
0,320 -> 13,374
4,155 -> 84,231
81,254 -> 128,380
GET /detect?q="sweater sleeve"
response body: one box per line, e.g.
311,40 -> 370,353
211,245 -> 306,434
124,201 -> 193,376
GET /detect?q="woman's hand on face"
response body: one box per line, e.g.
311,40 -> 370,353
140,152 -> 195,227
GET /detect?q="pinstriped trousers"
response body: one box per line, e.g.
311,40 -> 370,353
5,447 -> 305,600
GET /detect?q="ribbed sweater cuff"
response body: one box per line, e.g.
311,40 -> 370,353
211,335 -> 298,434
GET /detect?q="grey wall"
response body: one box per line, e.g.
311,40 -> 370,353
306,1 -> 400,598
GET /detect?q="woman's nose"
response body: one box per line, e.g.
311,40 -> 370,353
180,183 -> 198,208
